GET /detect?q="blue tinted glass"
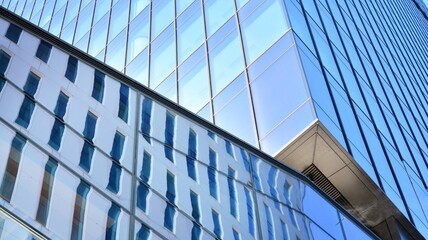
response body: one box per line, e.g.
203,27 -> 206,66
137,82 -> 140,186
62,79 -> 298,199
250,154 -> 262,191
106,29 -> 127,70
225,140 -> 234,157
48,119 -> 65,150
5,23 -> 22,43
107,162 -> 121,193
212,210 -> 221,239
83,112 -> 97,141
187,157 -> 197,181
137,223 -> 150,240
88,13 -> 108,56
150,24 -> 175,88
250,46 -> 309,138
151,0 -> 174,39
79,141 -> 94,172
110,131 -> 125,162
35,157 -> 58,226
92,70 -> 105,103
188,129 -> 197,158
23,72 -> 40,98
165,112 -> 175,162
15,96 -> 35,128
268,167 -> 279,209
204,0 -> 234,37
209,28 -> 244,95
106,203 -> 121,240
177,2 -> 204,63
240,148 -> 250,172
191,224 -> 201,240
65,56 -> 78,82
118,83 -> 129,122
228,167 -> 237,218
126,47 -> 149,86
72,180 -> 90,240
264,204 -> 274,240
140,151 -> 151,182
130,0 -> 149,20
208,130 -> 215,140
245,187 -> 255,236
164,203 -> 175,231
190,191 -> 200,222
178,55 -> 209,113
166,171 -> 175,203
0,50 -> 11,75
137,183 -> 149,212
128,7 -> 149,63
35,40 -> 52,63
0,134 -> 26,202
233,229 -> 240,240
140,97 -> 152,142
208,149 -> 217,199
239,0 -> 289,63
154,71 -> 177,102
108,0 -> 129,42
0,78 -> 5,92
54,91 -> 69,119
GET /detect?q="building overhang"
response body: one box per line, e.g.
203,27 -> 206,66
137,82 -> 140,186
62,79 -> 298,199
275,120 -> 423,239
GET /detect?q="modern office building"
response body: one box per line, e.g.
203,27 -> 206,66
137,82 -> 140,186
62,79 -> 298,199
0,0 -> 427,239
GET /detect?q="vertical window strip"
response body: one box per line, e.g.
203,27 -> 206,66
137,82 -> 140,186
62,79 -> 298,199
71,180 -> 90,240
65,55 -> 78,82
36,157 -> 58,226
207,130 -> 215,140
140,97 -> 152,143
164,111 -> 175,162
244,187 -> 255,237
240,148 -> 250,173
164,202 -> 175,231
0,49 -> 11,76
15,96 -> 35,128
106,203 -> 121,240
5,23 -> 22,44
166,171 -> 175,203
187,129 -> 197,180
118,83 -> 129,122
208,149 -> 218,199
228,167 -> 237,218
136,223 -> 150,240
110,131 -> 125,162
53,91 -> 69,120
268,166 -> 280,209
140,151 -> 151,183
233,229 -> 240,240
190,190 -> 200,222
35,40 -> 52,63
225,139 -> 234,157
83,111 -> 97,142
23,71 -> 40,98
79,141 -> 94,172
191,224 -> 201,240
250,154 -> 262,191
137,151 -> 151,212
212,210 -> 222,239
107,162 -> 122,194
92,70 -> 105,103
281,220 -> 288,240
0,77 -> 5,92
264,203 -> 274,240
0,134 -> 26,202
48,119 -> 65,150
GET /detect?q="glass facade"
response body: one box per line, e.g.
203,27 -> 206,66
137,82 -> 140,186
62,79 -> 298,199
0,15 -> 375,239
1,0 -> 428,238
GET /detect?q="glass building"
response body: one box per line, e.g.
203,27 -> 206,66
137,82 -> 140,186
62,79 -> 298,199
0,0 -> 427,239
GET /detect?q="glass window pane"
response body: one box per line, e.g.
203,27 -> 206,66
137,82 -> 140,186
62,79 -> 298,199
150,25 -> 175,88
5,23 -> 22,43
130,0 -> 149,20
240,0 -> 289,63
209,29 -> 245,95
106,29 -> 127,71
177,3 -> 204,64
204,0 -> 234,37
151,0 -> 174,39
127,8 -> 149,64
108,0 -> 129,42
178,57 -> 209,113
